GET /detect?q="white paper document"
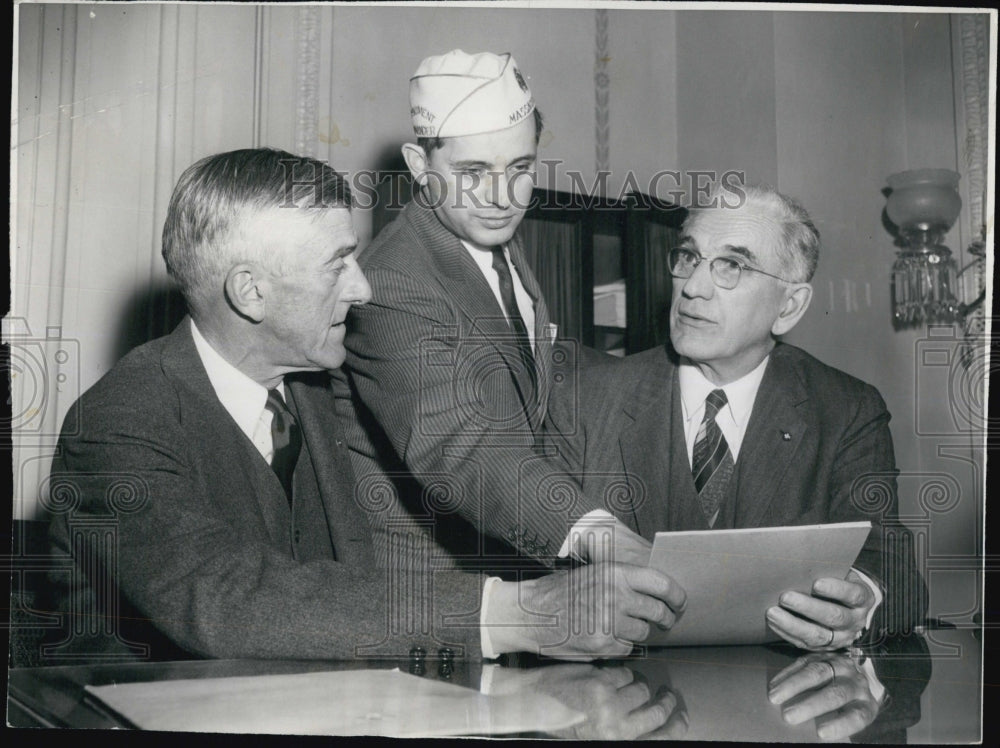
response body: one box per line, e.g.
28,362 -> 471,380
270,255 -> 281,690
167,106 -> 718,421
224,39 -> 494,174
84,668 -> 585,736
645,521 -> 871,647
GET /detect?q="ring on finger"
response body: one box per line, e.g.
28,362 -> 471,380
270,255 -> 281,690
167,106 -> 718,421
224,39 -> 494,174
823,659 -> 836,684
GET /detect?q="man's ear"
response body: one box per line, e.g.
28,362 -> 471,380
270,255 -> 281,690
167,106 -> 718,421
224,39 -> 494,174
772,283 -> 813,336
401,143 -> 430,186
225,263 -> 266,323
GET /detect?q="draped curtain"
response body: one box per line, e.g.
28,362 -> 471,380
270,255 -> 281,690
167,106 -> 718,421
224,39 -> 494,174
627,215 -> 679,352
519,216 -> 585,344
10,3 -> 307,518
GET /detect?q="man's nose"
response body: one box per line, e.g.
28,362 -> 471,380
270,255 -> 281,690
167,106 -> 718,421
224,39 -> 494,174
682,259 -> 716,299
484,170 -> 512,209
344,260 -> 372,305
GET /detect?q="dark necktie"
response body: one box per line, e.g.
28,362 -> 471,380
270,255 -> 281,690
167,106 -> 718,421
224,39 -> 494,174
490,247 -> 535,380
266,388 -> 301,506
691,389 -> 735,526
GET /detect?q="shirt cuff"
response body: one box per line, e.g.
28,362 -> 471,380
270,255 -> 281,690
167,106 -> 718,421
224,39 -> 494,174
859,658 -> 887,704
480,663 -> 501,694
851,567 -> 884,637
557,509 -> 617,559
480,576 -> 504,660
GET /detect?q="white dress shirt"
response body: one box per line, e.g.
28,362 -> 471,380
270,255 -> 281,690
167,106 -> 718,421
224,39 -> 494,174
462,240 -> 536,351
190,320 -> 284,464
678,356 -> 769,466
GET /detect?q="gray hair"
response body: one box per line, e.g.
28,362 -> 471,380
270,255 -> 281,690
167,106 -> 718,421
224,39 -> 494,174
161,148 -> 352,311
687,183 -> 820,283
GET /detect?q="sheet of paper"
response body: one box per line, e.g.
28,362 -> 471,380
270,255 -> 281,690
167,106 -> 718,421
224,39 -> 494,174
84,668 -> 585,736
645,521 -> 871,647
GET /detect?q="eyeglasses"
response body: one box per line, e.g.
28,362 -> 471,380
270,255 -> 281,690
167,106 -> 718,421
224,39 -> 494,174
668,247 -> 793,290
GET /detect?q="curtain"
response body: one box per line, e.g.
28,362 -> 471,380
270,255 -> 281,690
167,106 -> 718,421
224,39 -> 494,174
627,216 -> 678,352
519,216 -> 585,344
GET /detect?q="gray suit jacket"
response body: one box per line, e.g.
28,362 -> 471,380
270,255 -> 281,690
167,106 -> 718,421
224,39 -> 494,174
548,342 -> 927,636
46,319 -> 483,660
342,199 -> 596,565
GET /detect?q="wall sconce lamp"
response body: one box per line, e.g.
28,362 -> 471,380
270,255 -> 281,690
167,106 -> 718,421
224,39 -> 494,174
884,168 -> 986,329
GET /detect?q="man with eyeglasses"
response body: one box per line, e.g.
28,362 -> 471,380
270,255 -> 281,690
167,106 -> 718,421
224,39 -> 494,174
548,184 -> 926,651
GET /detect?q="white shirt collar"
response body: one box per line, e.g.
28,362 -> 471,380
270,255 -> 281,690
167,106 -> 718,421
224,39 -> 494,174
190,320 -> 283,443
679,355 -> 770,427
462,239 -> 505,271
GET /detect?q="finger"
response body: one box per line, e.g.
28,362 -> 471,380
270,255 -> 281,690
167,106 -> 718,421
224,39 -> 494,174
622,689 -> 676,739
815,701 -> 878,741
615,615 -> 652,645
812,577 -> 870,608
640,689 -> 689,740
766,606 -> 830,649
617,679 -> 654,713
623,567 -> 687,613
595,663 -> 636,689
780,677 -> 869,725
776,592 -> 860,634
629,594 -> 678,630
769,654 -> 817,689
768,658 -> 840,705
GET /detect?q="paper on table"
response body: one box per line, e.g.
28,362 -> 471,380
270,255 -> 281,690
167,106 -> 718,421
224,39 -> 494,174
645,521 -> 871,647
84,668 -> 585,736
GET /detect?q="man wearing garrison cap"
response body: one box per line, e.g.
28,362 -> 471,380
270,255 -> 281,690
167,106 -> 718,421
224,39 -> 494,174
339,51 -> 655,580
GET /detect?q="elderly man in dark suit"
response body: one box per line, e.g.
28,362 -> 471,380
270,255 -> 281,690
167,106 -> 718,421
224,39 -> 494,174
550,184 -> 926,650
45,147 -> 684,664
341,50 -> 649,574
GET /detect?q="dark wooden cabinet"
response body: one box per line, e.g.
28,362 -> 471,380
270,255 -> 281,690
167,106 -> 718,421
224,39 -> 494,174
371,179 -> 685,355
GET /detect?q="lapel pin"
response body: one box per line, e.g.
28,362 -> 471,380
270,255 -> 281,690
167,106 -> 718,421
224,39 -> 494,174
782,431 -> 792,441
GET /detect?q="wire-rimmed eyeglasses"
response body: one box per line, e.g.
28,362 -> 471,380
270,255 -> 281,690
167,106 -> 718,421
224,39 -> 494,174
668,247 -> 793,290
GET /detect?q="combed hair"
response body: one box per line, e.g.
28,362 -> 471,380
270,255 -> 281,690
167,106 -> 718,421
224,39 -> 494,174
417,108 -> 545,154
161,148 -> 352,310
688,183 -> 820,283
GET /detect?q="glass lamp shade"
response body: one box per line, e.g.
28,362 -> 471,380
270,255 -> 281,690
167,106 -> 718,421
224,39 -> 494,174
886,169 -> 962,237
885,169 -> 963,327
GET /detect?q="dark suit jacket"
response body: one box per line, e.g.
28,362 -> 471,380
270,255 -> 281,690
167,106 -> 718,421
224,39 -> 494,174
46,319 -> 483,660
342,199 -> 596,564
548,342 -> 927,637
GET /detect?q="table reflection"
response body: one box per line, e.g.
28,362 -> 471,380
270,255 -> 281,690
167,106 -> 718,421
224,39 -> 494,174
7,633 -> 954,740
489,661 -> 689,739
497,635 -> 931,742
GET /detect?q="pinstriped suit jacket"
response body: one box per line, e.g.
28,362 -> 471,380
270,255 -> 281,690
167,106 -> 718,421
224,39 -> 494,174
342,200 -> 602,566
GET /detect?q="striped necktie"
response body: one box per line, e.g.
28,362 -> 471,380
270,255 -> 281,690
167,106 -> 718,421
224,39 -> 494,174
691,389 -> 735,526
490,247 -> 536,384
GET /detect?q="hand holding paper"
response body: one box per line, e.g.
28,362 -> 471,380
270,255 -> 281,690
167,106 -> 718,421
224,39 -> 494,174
568,513 -> 654,568
644,522 -> 871,647
765,569 -> 876,650
487,563 -> 686,659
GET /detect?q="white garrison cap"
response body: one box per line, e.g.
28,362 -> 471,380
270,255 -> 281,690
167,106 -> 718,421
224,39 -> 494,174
409,50 -> 535,138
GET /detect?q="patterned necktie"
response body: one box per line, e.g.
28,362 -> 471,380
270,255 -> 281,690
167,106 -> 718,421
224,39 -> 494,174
490,247 -> 536,382
691,389 -> 735,526
265,389 -> 301,506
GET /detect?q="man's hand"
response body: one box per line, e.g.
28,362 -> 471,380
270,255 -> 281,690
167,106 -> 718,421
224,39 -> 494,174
766,570 -> 876,650
768,651 -> 883,740
491,663 -> 688,740
487,564 -> 686,660
569,515 -> 653,567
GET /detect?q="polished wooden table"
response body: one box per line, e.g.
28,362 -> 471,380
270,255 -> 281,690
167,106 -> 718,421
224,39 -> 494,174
7,629 -> 982,741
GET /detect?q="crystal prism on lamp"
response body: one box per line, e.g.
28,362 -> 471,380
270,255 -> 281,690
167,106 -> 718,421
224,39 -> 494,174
885,169 -> 963,327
